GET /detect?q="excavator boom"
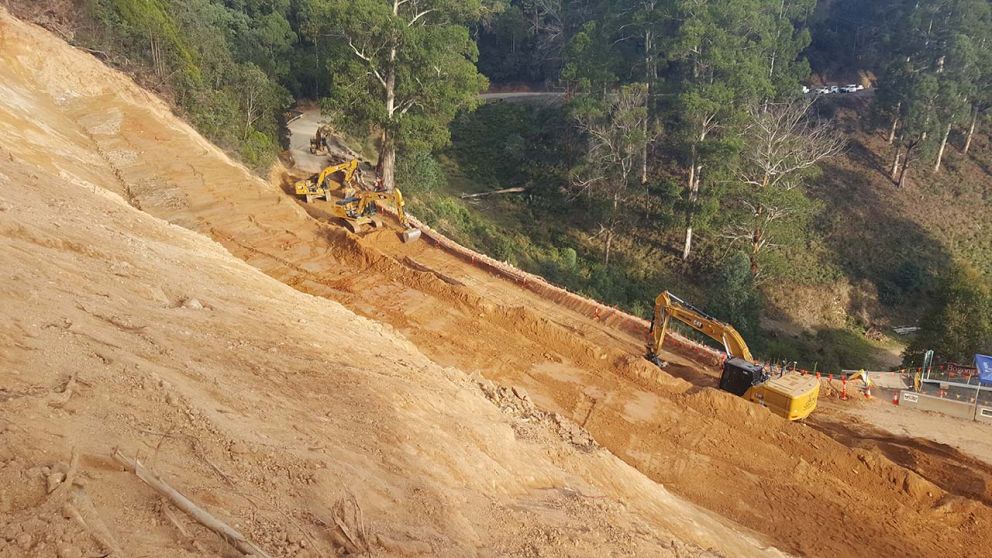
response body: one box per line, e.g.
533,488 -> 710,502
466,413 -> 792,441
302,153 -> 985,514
648,291 -> 753,361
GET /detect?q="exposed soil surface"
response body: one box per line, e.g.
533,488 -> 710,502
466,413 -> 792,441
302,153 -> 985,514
3,9 -> 992,558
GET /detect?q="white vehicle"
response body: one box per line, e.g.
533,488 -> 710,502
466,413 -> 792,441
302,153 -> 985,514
829,85 -> 840,93
815,86 -> 831,94
840,84 -> 858,93
802,85 -> 810,94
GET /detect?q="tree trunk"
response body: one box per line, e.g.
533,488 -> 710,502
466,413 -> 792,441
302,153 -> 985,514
379,136 -> 396,191
682,152 -> 700,261
898,142 -> 916,188
641,28 -> 654,186
376,1 -> 402,189
750,222 -> 762,277
934,122 -> 951,173
605,192 -> 620,266
888,113 -> 900,144
964,106 -> 979,154
890,146 -> 903,182
604,228 -> 614,266
898,160 -> 911,188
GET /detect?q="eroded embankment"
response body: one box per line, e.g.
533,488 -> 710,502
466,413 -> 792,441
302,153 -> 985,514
3,9 -> 992,557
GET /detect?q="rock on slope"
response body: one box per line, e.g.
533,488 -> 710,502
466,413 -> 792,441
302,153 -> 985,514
0,9 -> 778,558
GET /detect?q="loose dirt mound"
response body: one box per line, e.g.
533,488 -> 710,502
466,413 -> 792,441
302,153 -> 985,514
3,9 -> 992,557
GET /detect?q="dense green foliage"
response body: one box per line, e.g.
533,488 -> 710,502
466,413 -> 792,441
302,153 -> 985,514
905,265 -> 992,364
78,0 -> 299,169
301,0 -> 488,189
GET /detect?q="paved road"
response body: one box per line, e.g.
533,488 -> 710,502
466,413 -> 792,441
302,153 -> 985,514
287,109 -> 361,174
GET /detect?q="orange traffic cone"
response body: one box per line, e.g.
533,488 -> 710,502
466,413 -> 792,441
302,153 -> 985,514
892,392 -> 899,405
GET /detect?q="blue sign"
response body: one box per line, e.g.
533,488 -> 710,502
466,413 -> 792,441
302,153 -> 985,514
977,354 -> 992,385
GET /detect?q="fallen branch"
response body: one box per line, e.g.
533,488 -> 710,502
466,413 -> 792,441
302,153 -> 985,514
113,450 -> 273,558
66,488 -> 122,556
48,447 -> 79,496
458,187 -> 527,199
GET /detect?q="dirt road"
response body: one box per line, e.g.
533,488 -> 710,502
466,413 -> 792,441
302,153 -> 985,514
3,9 -> 992,557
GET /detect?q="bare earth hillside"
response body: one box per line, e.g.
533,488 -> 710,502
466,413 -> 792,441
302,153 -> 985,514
2,9 -> 992,558
0,11 -> 778,558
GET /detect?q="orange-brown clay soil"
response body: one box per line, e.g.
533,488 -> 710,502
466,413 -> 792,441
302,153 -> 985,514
2,9 -> 992,557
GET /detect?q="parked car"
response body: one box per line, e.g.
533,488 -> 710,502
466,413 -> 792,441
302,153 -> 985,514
815,86 -> 831,94
802,85 -> 810,94
840,84 -> 858,93
829,85 -> 840,93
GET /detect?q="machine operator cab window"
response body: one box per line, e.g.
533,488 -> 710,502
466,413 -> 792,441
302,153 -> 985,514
719,357 -> 769,397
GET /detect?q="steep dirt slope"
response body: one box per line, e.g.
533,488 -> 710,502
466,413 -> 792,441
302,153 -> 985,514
0,15 -> 783,558
3,10 -> 992,557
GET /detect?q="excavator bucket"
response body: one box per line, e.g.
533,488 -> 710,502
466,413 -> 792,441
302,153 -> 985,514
401,228 -> 421,243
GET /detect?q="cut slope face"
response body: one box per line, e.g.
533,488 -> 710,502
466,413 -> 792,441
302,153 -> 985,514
0,13 -> 774,558
3,10 -> 992,557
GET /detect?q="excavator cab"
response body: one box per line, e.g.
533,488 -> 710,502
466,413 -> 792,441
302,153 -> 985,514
720,358 -> 769,396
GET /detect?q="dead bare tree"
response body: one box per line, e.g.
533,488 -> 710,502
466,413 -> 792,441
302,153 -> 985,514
572,84 -> 650,266
724,99 -> 846,277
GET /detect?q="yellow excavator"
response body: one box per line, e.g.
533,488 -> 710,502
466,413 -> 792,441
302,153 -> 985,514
648,291 -> 819,421
332,188 -> 421,243
294,159 -> 361,203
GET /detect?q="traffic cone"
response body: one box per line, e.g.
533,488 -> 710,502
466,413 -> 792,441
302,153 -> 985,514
892,392 -> 899,405
840,376 -> 849,401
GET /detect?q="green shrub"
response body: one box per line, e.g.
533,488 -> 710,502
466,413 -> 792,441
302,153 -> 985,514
240,130 -> 279,170
397,150 -> 448,198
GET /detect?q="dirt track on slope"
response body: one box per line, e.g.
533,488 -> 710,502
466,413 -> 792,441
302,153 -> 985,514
3,10 -> 992,557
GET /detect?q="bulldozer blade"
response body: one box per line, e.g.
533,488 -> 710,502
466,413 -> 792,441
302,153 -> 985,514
401,228 -> 421,243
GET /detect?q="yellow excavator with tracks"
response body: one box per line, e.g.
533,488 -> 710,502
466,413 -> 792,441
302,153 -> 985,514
648,291 -> 819,421
331,189 -> 421,243
294,159 -> 362,203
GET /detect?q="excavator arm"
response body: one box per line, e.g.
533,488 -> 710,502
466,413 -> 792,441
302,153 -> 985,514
294,159 -> 361,201
339,188 -> 421,242
648,291 -> 754,361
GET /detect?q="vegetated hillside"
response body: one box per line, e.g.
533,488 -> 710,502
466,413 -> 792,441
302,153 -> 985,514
402,93 -> 992,371
0,9 -> 775,557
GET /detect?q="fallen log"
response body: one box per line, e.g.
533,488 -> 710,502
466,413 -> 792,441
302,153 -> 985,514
113,450 -> 272,558
458,187 -> 527,199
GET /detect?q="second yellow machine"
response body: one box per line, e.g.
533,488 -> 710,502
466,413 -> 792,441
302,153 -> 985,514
647,291 -> 819,421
